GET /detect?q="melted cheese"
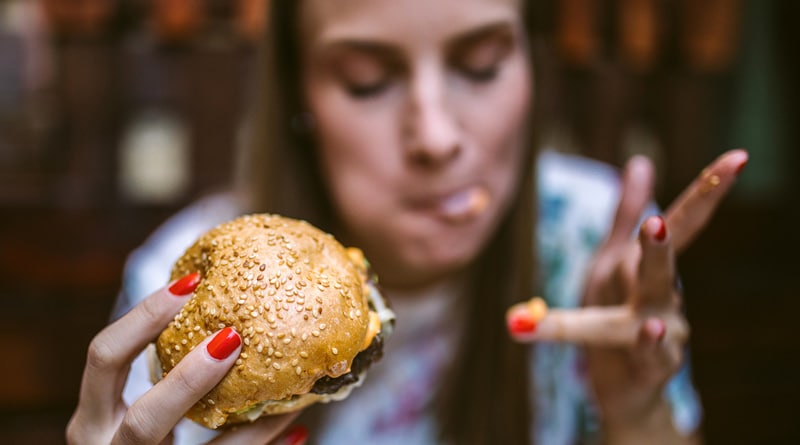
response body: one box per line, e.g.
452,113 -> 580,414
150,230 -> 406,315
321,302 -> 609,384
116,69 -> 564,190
360,311 -> 382,351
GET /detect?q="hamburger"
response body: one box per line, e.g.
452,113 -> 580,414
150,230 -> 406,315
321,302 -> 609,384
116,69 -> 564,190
150,214 -> 395,429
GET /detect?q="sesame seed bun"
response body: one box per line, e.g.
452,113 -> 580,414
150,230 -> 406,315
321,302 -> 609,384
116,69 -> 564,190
152,214 -> 393,429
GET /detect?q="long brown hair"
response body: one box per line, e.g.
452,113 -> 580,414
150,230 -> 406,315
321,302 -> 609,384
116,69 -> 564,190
238,1 -> 542,443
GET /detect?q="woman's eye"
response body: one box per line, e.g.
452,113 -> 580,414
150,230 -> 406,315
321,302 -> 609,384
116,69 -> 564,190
346,80 -> 390,98
460,65 -> 499,83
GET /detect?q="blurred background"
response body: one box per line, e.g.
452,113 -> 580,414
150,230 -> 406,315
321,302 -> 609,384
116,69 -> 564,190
0,0 -> 797,443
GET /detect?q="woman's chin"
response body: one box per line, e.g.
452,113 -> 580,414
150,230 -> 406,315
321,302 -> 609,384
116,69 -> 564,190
374,243 -> 479,292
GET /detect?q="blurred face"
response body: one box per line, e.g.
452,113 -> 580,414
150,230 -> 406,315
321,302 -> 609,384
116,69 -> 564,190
300,0 -> 532,290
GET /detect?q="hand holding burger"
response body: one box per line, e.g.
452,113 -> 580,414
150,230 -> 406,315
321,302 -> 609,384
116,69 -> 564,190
67,214 -> 393,444
152,214 -> 394,428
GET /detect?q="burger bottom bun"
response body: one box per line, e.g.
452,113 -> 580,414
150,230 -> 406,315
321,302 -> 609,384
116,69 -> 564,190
146,343 -> 367,429
222,374 -> 364,424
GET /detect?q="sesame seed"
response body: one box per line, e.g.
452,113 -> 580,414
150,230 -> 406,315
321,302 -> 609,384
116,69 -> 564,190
319,323 -> 327,330
331,347 -> 339,355
207,399 -> 215,405
273,362 -> 281,370
312,330 -> 320,337
291,358 -> 299,366
296,366 -> 302,375
300,351 -> 309,358
274,351 -> 284,358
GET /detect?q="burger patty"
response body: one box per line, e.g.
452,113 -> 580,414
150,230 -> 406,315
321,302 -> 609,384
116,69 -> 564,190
310,332 -> 384,395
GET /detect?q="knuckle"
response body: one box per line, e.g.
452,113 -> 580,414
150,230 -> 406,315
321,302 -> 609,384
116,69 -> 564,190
86,335 -> 119,372
671,316 -> 691,343
168,364 -> 204,397
138,295 -> 168,329
117,409 -> 158,444
65,416 -> 84,445
67,411 -> 113,445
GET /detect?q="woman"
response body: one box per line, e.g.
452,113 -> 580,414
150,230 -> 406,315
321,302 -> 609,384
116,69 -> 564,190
67,0 -> 747,444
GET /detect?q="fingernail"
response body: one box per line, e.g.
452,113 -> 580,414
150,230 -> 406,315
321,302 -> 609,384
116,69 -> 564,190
735,157 -> 748,176
169,272 -> 201,296
653,216 -> 667,242
281,425 -> 309,445
508,313 -> 538,335
647,318 -> 666,342
206,327 -> 241,360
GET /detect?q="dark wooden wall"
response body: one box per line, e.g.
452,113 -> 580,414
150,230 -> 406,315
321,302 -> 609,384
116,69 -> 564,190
0,1 -> 798,444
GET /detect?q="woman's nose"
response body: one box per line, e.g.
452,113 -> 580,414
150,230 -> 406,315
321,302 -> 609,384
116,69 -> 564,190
403,76 -> 462,167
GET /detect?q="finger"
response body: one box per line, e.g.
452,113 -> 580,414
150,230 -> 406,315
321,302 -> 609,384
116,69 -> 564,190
507,300 -> 690,349
78,272 -> 201,421
113,327 -> 242,445
607,156 -> 655,247
209,418 -> 304,445
632,318 -> 683,387
665,149 -> 748,253
508,304 -> 640,347
633,216 -> 674,308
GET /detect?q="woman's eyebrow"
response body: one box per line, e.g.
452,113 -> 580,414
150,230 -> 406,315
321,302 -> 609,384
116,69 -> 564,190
313,39 -> 403,61
445,21 -> 515,52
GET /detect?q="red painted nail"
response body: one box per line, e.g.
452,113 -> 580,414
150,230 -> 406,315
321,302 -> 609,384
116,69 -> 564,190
649,319 -> 667,342
206,327 -> 241,360
168,272 -> 201,296
508,314 -> 538,335
653,216 -> 667,242
282,425 -> 309,445
735,158 -> 748,176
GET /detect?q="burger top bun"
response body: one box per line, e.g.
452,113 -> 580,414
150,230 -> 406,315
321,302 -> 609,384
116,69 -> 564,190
155,214 -> 372,428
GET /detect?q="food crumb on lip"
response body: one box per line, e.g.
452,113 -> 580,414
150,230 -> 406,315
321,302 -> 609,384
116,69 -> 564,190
435,186 -> 491,223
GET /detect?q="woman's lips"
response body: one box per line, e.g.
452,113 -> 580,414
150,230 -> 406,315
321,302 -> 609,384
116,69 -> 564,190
413,186 -> 490,223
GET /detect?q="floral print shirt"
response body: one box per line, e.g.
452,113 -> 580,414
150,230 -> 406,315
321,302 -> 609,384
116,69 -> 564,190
115,150 -> 701,444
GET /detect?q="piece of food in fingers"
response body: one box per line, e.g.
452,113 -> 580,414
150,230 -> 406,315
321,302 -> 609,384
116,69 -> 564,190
151,214 -> 395,429
506,297 -> 548,335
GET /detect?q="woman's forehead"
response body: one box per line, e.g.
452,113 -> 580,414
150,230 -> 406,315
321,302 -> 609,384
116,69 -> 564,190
299,0 -> 522,48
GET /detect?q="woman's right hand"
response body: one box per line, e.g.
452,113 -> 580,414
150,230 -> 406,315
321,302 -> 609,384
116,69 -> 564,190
66,272 -> 304,445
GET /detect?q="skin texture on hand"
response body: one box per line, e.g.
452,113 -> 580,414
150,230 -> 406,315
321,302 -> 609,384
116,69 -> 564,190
508,149 -> 748,440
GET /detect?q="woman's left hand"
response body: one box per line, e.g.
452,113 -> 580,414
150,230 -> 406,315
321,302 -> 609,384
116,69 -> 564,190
507,149 -> 748,438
